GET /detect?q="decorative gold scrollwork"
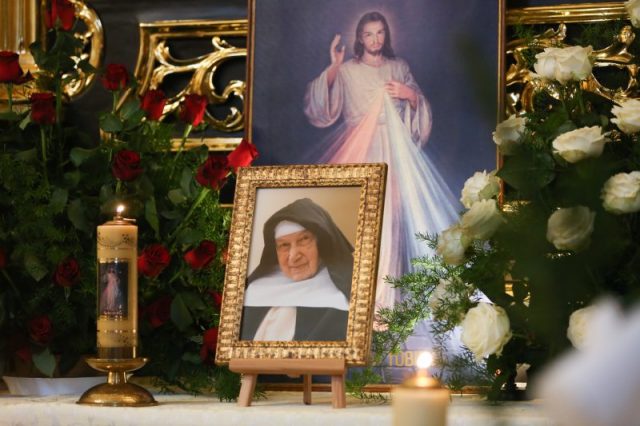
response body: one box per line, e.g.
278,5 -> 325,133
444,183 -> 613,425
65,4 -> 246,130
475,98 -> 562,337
65,0 -> 104,99
506,4 -> 638,116
129,19 -> 248,135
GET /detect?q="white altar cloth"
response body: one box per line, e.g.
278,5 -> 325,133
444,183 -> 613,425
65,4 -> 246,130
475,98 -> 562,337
0,392 -> 557,426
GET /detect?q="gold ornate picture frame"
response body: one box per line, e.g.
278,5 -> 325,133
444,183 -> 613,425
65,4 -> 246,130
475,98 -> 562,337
216,163 -> 386,365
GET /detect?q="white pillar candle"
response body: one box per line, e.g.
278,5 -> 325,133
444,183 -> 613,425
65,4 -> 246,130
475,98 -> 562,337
96,205 -> 138,359
392,352 -> 450,426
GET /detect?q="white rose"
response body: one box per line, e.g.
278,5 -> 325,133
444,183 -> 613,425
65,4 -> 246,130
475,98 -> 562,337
611,98 -> 640,134
534,46 -> 593,85
461,303 -> 512,361
626,0 -> 640,27
552,126 -> 609,163
436,225 -> 471,266
567,305 -> 597,349
460,199 -> 505,240
460,170 -> 501,209
546,206 -> 596,251
602,171 -> 640,214
492,115 -> 526,155
568,299 -> 624,350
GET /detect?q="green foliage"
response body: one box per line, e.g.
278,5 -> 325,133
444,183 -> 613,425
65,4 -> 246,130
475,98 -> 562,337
0,26 -> 240,398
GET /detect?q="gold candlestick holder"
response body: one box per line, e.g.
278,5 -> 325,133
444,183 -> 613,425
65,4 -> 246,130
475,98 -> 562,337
77,357 -> 157,407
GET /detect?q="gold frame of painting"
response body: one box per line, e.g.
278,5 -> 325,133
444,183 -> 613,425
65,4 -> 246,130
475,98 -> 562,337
215,163 -> 386,365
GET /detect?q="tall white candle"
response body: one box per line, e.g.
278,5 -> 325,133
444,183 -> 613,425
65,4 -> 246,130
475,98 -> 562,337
96,205 -> 138,359
392,352 -> 450,426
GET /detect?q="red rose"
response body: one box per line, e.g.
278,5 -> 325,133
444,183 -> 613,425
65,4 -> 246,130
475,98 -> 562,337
112,149 -> 143,181
0,247 -> 6,269
30,93 -> 56,125
138,244 -> 171,278
101,64 -> 129,91
53,257 -> 80,287
28,315 -> 53,345
184,240 -> 217,270
140,89 -> 166,121
208,290 -> 223,310
179,94 -> 207,126
15,345 -> 32,363
196,155 -> 229,190
142,296 -> 172,328
45,0 -> 76,31
0,51 -> 22,83
227,139 -> 258,172
199,327 -> 219,364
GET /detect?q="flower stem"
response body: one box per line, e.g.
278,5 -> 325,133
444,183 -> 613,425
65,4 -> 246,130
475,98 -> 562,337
2,269 -> 19,296
115,180 -> 123,196
40,127 -> 49,189
169,187 -> 210,245
170,124 -> 193,179
7,83 -> 13,112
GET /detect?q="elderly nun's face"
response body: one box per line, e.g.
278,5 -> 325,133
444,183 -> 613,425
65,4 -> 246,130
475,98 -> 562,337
275,229 -> 320,281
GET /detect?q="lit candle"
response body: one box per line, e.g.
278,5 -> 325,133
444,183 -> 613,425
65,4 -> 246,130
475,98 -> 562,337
392,351 -> 450,426
96,205 -> 138,359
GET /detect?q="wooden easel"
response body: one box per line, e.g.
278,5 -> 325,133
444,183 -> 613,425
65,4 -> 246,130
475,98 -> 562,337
228,358 -> 347,408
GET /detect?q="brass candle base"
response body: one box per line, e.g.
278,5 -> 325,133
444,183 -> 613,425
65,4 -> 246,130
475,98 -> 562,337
77,357 -> 157,407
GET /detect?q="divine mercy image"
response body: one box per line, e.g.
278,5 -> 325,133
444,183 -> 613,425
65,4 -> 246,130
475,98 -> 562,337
98,261 -> 129,317
250,1 -> 497,316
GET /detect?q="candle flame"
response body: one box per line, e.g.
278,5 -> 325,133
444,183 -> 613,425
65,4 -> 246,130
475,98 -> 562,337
116,205 -> 125,215
416,351 -> 433,369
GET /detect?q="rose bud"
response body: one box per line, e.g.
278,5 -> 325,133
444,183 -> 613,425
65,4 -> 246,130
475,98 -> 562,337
30,93 -> 56,125
138,244 -> 171,278
112,149 -> 143,181
0,51 -> 22,83
101,64 -> 129,91
53,257 -> 80,287
140,89 -> 167,121
196,155 -> 229,190
208,290 -> 223,310
179,93 -> 208,126
0,247 -> 7,269
184,240 -> 217,270
142,296 -> 172,328
45,0 -> 76,31
199,327 -> 219,364
28,315 -> 53,346
227,139 -> 258,172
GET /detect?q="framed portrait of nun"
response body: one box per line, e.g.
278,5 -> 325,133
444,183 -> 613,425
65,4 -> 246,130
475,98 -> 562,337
215,163 -> 386,364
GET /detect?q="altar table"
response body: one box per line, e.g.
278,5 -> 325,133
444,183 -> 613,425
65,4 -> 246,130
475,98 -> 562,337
0,392 -> 557,425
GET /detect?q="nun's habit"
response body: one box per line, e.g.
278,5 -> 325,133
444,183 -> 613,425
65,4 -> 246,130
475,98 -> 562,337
241,198 -> 354,341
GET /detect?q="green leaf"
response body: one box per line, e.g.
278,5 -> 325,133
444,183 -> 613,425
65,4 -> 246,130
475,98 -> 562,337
181,352 -> 202,364
120,99 -> 141,120
176,228 -> 204,246
70,147 -> 97,166
24,253 -> 48,282
171,293 -> 194,331
145,197 -> 160,239
99,184 -> 115,204
63,170 -> 81,189
180,292 -> 207,312
0,111 -> 20,121
19,113 -> 31,129
49,187 -> 68,214
33,348 -> 57,377
180,168 -> 194,197
168,189 -> 188,205
497,150 -> 555,193
67,198 -> 91,234
15,148 -> 37,162
99,113 -> 123,133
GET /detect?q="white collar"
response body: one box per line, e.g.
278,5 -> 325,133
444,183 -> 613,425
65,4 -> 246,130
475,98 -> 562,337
244,267 -> 349,311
